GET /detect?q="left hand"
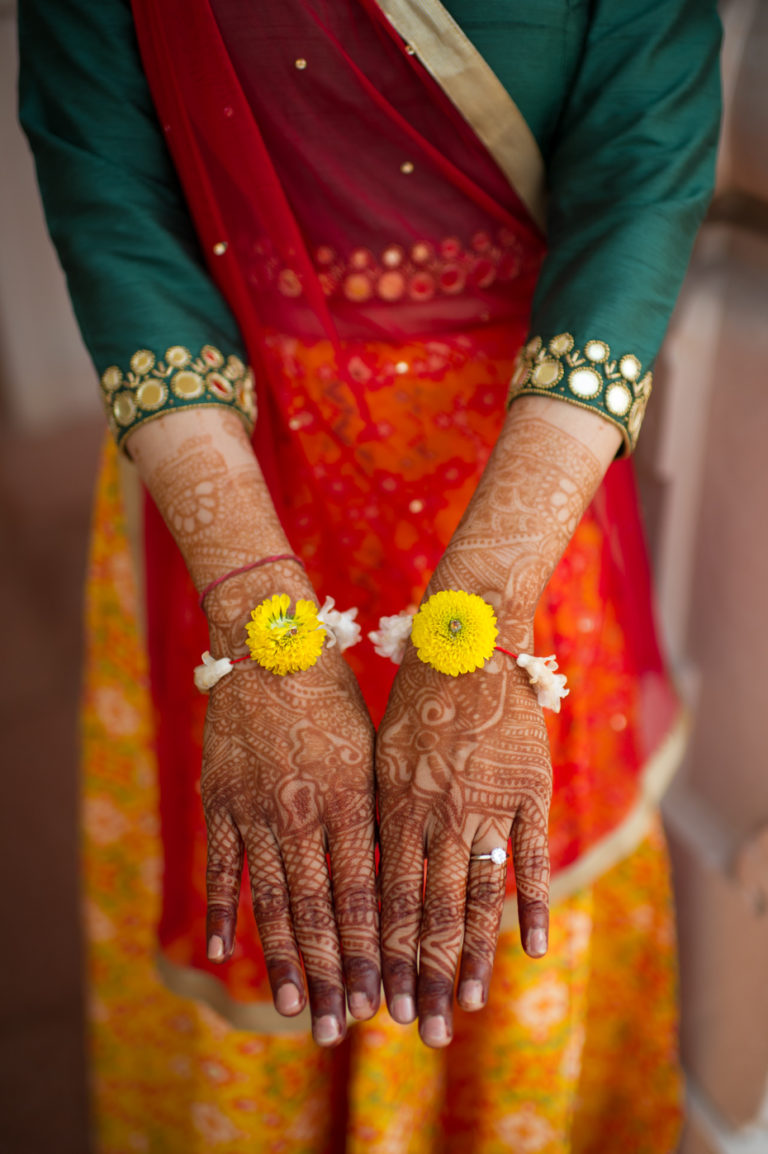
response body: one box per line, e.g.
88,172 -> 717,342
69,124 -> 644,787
376,616 -> 552,1049
376,398 -> 615,1048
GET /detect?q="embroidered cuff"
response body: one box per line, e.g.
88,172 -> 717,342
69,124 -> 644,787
507,333 -> 652,453
101,344 -> 256,449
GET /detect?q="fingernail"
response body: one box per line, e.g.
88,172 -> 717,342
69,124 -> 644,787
390,995 -> 415,1023
314,1016 -> 341,1045
207,935 -> 224,961
276,983 -> 302,1015
349,991 -> 373,1019
528,927 -> 548,957
459,980 -> 485,1009
421,1016 -> 449,1047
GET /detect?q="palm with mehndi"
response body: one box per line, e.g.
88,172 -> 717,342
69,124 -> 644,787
378,400 -> 608,1048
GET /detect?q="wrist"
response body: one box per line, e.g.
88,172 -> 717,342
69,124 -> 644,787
426,565 -> 537,652
205,560 -> 317,648
493,611 -> 535,654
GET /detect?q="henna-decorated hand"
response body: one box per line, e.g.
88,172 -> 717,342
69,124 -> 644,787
203,582 -> 379,1047
376,400 -> 612,1049
128,411 -> 381,1048
377,619 -> 552,1049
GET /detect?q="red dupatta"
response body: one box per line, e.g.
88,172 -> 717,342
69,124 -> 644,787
130,0 -> 679,1016
130,0 -> 546,470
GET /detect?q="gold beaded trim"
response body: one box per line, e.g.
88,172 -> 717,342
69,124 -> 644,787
101,345 -> 256,446
508,333 -> 653,452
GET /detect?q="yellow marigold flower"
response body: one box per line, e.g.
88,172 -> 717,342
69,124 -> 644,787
245,593 -> 326,675
411,590 -> 498,676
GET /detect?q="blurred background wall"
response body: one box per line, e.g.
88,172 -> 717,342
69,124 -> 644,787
0,2 -> 100,1149
635,1 -> 768,1150
1,0 -> 767,1151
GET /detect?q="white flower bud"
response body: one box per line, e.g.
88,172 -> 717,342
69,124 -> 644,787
516,653 -> 569,712
368,611 -> 415,664
317,597 -> 362,653
193,651 -> 234,693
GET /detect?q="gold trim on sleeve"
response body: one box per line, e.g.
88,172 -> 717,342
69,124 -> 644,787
100,344 -> 256,448
508,333 -> 653,452
376,0 -> 548,231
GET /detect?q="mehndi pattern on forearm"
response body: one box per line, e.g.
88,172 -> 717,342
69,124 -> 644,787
432,415 -> 603,626
134,426 -> 291,592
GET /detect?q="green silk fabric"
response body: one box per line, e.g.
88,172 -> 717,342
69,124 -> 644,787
445,0 -> 722,405
19,0 -> 721,447
18,0 -> 246,383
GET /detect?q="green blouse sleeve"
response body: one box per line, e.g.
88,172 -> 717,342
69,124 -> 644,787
18,0 -> 255,448
509,0 -> 721,452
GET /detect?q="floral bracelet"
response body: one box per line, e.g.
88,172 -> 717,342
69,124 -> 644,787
370,590 -> 569,712
194,590 -> 568,712
193,593 -> 360,691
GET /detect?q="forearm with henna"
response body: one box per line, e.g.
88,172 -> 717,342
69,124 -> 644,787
128,408 -> 296,594
128,410 -> 379,1045
378,398 -> 618,1047
431,397 -> 608,642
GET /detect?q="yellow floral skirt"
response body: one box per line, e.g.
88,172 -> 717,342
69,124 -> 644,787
82,442 -> 683,1154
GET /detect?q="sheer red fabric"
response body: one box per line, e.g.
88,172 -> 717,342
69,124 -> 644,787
133,0 -> 680,1002
133,0 -> 544,462
208,0 -> 544,339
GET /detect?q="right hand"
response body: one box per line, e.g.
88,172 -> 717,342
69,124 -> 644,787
202,580 -> 378,1047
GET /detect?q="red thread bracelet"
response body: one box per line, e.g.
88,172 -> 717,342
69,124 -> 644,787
198,554 -> 306,611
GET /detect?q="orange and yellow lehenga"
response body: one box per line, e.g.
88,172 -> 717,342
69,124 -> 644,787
82,340 -> 683,1152
78,0 -> 688,1149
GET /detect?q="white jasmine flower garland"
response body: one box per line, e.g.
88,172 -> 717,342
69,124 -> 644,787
514,653 -> 569,713
194,651 -> 235,692
317,596 -> 362,652
368,610 -> 415,664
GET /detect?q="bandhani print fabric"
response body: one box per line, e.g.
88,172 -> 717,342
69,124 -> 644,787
81,433 -> 683,1154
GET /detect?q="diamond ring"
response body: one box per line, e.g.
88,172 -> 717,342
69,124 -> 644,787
470,847 -> 509,866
